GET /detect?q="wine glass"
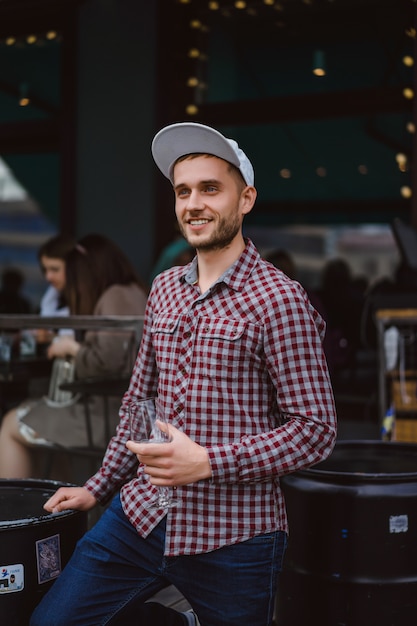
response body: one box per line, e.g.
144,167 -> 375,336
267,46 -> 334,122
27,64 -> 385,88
128,397 -> 177,509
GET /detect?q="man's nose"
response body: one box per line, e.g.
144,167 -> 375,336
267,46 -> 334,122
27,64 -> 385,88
187,189 -> 204,209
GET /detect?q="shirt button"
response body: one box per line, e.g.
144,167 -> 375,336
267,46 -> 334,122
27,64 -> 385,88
184,331 -> 191,339
175,405 -> 183,414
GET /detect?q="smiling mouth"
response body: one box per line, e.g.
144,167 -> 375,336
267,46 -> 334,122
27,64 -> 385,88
188,219 -> 210,226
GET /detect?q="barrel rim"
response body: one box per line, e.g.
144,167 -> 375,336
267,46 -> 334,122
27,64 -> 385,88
295,439 -> 417,481
0,477 -> 84,528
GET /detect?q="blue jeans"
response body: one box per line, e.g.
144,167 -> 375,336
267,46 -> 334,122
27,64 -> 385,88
30,493 -> 287,626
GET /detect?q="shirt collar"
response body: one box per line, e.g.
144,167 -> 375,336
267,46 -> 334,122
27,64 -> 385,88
180,238 -> 260,292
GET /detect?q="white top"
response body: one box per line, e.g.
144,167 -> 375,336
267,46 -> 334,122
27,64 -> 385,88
40,285 -> 69,317
39,285 -> 73,337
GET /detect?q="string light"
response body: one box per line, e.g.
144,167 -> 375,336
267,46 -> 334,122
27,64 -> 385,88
186,104 -> 199,115
400,186 -> 412,198
395,153 -> 408,172
178,1 -> 409,197
312,50 -> 326,76
402,55 -> 414,67
2,31 -> 61,48
18,83 -> 30,107
188,48 -> 200,58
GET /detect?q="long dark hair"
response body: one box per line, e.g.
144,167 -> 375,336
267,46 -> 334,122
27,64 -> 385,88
65,233 -> 148,315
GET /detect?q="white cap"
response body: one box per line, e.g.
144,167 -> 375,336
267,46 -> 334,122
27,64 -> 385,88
151,122 -> 254,186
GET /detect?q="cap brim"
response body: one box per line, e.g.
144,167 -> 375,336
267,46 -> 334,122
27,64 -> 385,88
151,122 -> 241,182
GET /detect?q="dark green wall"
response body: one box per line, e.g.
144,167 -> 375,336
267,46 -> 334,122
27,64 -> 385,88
76,0 -> 157,282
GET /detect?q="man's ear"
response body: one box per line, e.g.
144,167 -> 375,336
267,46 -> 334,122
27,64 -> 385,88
241,186 -> 257,216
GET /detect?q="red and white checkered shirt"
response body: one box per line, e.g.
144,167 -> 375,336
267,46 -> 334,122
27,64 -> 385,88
85,239 -> 337,556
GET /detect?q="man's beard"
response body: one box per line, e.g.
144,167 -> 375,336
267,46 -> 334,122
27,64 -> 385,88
179,211 -> 241,252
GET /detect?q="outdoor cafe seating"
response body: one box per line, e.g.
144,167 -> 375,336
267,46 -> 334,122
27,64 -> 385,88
0,314 -> 144,481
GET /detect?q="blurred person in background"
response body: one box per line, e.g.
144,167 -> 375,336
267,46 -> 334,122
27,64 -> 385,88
263,248 -> 297,280
0,233 -> 148,479
38,234 -> 75,317
314,257 -> 365,376
36,234 -> 76,345
0,267 -> 32,314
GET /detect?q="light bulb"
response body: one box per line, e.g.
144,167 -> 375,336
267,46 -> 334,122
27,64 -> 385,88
400,186 -> 412,198
312,50 -> 326,77
188,48 -> 200,58
186,104 -> 198,115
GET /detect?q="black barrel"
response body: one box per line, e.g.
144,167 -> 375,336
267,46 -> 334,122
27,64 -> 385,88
0,479 -> 88,626
276,441 -> 417,626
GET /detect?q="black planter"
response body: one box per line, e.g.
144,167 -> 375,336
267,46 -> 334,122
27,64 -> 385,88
0,479 -> 88,626
276,441 -> 417,626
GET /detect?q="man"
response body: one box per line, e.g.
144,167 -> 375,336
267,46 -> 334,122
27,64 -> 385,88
30,122 -> 337,626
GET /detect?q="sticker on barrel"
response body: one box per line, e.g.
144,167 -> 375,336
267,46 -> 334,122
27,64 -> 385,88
0,564 -> 24,593
389,514 -> 408,533
36,534 -> 62,584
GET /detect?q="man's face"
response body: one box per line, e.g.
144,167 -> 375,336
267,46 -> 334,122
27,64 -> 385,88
40,256 -> 66,291
173,155 -> 249,252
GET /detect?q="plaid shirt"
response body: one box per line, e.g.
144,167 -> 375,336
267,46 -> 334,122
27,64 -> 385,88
85,239 -> 336,556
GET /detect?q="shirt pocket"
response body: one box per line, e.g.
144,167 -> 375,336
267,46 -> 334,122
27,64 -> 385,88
197,317 -> 263,381
150,314 -> 180,371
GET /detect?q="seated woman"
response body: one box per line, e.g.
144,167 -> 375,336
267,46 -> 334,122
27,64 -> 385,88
38,233 -> 75,318
36,233 -> 76,345
0,233 -> 148,479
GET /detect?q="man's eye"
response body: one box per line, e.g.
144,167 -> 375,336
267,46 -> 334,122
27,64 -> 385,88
205,186 -> 217,193
177,188 -> 189,197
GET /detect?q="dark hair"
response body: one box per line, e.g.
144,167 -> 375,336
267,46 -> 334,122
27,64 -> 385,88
65,233 -> 148,314
38,234 -> 75,264
1,267 -> 24,291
